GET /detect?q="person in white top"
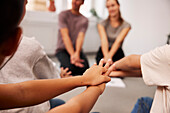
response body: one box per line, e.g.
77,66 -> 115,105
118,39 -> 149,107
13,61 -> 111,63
109,45 -> 170,113
0,36 -> 71,113
0,0 -> 113,113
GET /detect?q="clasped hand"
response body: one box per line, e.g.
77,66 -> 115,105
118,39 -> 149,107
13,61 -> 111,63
70,52 -> 84,68
82,59 -> 115,94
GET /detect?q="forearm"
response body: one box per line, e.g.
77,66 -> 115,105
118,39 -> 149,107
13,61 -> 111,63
110,28 -> 130,57
114,55 -> 141,71
110,70 -> 142,77
48,86 -> 101,113
101,39 -> 109,57
0,76 -> 86,109
98,24 -> 109,56
109,41 -> 121,57
62,36 -> 75,55
75,33 -> 85,54
61,29 -> 75,55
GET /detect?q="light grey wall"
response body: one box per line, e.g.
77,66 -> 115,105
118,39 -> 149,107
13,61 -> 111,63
119,0 -> 170,55
21,0 -> 170,55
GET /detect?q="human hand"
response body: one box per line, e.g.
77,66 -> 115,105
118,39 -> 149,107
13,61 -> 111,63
71,53 -> 84,68
95,59 -> 113,94
82,65 -> 110,86
60,67 -> 72,78
103,53 -> 113,64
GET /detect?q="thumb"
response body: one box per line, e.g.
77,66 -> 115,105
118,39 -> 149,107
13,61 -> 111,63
102,76 -> 111,83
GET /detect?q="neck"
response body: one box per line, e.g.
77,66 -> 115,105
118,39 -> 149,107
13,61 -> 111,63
71,9 -> 80,15
109,16 -> 121,28
110,14 -> 119,21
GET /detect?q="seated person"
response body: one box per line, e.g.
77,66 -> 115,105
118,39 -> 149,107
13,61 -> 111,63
0,36 -> 71,113
96,0 -> 131,64
55,0 -> 89,76
0,0 -> 113,112
109,45 -> 170,113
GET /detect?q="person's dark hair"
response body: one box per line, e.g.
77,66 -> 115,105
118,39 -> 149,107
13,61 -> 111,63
0,0 -> 25,44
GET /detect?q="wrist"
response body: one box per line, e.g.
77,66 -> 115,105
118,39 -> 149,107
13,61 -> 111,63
80,76 -> 89,86
75,51 -> 80,56
87,86 -> 102,95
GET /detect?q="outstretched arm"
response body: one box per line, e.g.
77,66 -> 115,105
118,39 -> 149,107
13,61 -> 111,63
110,70 -> 142,77
0,65 -> 110,110
108,55 -> 142,77
113,55 -> 141,71
48,59 -> 112,113
48,85 -> 102,113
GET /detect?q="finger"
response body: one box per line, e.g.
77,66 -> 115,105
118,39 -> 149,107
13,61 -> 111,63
109,63 -> 116,71
93,62 -> 97,66
78,59 -> 84,63
102,76 -> 111,83
104,59 -> 112,69
67,71 -> 72,75
104,68 -> 112,76
101,67 -> 107,74
99,59 -> 104,67
75,62 -> 84,68
64,67 -> 69,72
104,63 -> 116,76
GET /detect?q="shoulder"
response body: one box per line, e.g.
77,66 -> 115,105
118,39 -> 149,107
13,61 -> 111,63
20,36 -> 45,55
98,19 -> 108,27
122,20 -> 131,28
141,45 -> 170,64
80,14 -> 89,24
59,10 -> 70,18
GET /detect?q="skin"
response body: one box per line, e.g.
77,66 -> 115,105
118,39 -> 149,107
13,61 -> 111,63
60,67 -> 72,78
0,0 -> 112,112
98,0 -> 131,63
60,0 -> 86,68
48,59 -> 113,113
109,55 -> 142,77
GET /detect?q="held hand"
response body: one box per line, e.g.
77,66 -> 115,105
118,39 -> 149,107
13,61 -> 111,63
60,67 -> 72,78
71,53 -> 84,68
82,64 -> 111,86
103,53 -> 113,64
95,59 -> 113,94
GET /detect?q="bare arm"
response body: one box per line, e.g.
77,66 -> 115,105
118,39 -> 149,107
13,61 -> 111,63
109,28 -> 131,59
75,32 -> 85,55
0,65 -> 111,110
114,55 -> 141,71
48,59 -> 112,113
48,86 -> 102,113
109,70 -> 142,77
97,24 -> 109,57
60,28 -> 75,56
71,32 -> 86,67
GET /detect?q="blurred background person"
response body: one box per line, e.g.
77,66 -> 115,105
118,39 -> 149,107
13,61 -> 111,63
55,0 -> 89,76
96,0 -> 131,64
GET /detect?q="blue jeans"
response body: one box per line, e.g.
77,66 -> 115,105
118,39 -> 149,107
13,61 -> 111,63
49,98 -> 65,109
131,97 -> 153,113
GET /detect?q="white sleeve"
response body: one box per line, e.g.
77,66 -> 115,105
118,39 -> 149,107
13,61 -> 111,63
33,55 -> 61,79
141,45 -> 170,86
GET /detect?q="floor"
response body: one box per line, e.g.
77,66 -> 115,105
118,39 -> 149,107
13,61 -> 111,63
50,54 -> 156,113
